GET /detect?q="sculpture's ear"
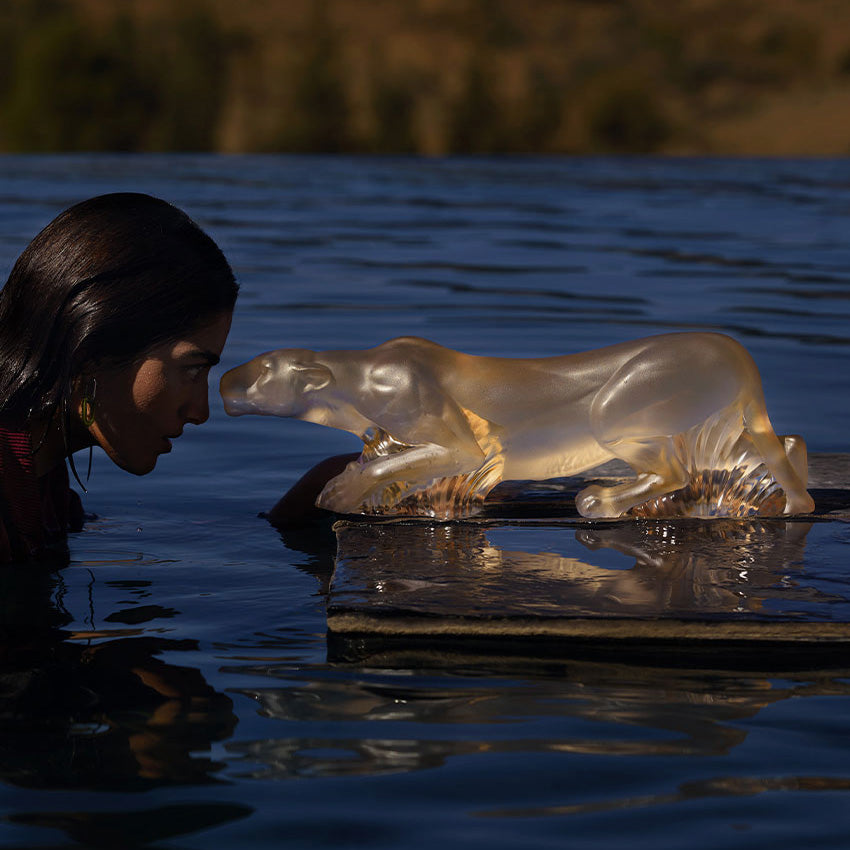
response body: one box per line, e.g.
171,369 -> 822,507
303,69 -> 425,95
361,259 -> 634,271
292,362 -> 333,394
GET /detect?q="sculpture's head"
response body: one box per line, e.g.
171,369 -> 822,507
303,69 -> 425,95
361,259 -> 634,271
219,349 -> 332,417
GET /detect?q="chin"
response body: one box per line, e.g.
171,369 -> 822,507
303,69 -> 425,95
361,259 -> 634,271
136,457 -> 160,476
116,454 -> 160,476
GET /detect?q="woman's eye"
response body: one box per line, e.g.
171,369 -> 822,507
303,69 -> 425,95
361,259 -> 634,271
186,365 -> 205,380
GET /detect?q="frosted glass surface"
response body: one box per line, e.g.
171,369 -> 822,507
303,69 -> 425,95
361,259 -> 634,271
221,333 -> 815,519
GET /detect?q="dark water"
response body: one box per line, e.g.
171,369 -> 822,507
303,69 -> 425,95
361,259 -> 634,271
1,155 -> 850,848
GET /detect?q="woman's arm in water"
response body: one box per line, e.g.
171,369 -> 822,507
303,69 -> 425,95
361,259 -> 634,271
265,453 -> 359,528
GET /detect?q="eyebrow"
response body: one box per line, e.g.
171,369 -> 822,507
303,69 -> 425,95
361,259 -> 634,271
181,348 -> 221,367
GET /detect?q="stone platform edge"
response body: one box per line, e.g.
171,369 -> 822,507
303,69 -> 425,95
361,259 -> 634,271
326,612 -> 850,642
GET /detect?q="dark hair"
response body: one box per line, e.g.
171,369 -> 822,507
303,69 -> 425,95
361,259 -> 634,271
0,192 -> 238,424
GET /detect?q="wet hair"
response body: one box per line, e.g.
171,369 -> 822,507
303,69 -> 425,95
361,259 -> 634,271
0,192 -> 238,425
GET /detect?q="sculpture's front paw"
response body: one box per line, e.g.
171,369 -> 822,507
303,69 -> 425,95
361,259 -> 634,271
316,464 -> 368,513
576,485 -> 618,519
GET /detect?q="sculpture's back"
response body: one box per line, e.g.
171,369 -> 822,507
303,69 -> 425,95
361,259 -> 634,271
220,333 -> 815,520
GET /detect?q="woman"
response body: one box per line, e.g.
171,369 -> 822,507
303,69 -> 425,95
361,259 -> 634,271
0,192 -> 238,562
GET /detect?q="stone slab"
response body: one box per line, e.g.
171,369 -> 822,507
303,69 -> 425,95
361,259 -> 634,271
326,454 -> 850,665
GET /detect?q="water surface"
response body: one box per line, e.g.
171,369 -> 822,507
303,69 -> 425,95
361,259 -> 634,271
1,155 -> 850,848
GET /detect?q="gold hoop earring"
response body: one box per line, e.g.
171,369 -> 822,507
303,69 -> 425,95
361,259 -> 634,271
81,378 -> 97,427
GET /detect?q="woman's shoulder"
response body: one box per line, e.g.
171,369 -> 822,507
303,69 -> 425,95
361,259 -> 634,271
0,421 -> 33,459
0,420 -> 83,562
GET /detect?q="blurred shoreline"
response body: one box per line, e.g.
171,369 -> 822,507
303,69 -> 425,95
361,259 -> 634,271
3,0 -> 850,155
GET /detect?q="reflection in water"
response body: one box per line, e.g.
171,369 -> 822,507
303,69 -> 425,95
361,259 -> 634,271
8,803 -> 252,848
329,518 -> 835,621
227,659 -> 850,781
229,734 -> 465,778
0,565 -> 239,791
480,774 -> 850,819
0,563 -> 247,844
275,521 -> 340,595
217,515 -> 850,783
571,519 -> 821,616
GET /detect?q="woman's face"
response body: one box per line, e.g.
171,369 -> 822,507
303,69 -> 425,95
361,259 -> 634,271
85,311 -> 233,475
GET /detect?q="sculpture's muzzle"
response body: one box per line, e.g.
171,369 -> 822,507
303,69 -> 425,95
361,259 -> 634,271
219,359 -> 264,416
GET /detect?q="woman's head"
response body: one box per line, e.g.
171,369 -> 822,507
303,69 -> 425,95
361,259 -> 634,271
85,310 -> 233,475
0,192 -> 239,425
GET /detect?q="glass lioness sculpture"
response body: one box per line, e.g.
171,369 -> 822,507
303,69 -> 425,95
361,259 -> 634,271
219,333 -> 815,520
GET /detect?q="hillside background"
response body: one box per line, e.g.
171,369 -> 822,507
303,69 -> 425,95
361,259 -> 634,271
3,0 -> 850,154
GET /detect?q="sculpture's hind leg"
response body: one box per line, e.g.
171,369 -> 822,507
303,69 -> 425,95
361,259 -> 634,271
578,346 -> 718,518
781,434 -> 809,489
576,436 -> 689,518
576,432 -> 814,519
744,402 -> 814,515
574,336 -> 814,519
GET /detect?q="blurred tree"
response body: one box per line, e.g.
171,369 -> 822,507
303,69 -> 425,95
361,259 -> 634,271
0,0 -> 230,151
273,2 -> 351,152
588,84 -> 671,153
513,66 -> 564,152
370,79 -> 418,153
0,0 -> 846,155
2,9 -> 155,150
143,6 -> 231,150
448,58 -> 506,153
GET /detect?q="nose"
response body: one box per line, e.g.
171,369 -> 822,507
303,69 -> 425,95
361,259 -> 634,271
184,382 -> 210,426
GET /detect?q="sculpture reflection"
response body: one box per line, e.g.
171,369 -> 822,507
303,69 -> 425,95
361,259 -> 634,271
225,517 -> 849,785
328,518 -> 829,623
226,663 -> 850,779
220,333 -> 814,519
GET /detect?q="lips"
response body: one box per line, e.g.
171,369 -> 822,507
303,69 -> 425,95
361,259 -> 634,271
163,427 -> 186,452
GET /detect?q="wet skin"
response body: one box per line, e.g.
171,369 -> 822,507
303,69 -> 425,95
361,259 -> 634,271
80,311 -> 233,475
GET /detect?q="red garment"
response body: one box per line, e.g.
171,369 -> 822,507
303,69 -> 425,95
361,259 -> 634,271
0,425 -> 84,563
